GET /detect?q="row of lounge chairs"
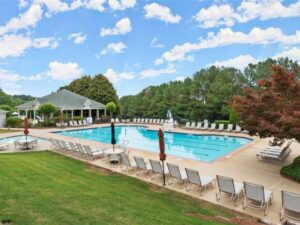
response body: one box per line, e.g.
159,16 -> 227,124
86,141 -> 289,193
49,138 -> 105,158
256,141 -> 293,163
184,122 -> 246,133
133,118 -> 168,124
56,120 -> 90,128
119,155 -> 300,221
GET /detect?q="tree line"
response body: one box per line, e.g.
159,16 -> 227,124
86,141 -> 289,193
120,58 -> 300,122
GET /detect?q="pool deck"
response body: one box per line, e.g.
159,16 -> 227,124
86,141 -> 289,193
1,123 -> 300,224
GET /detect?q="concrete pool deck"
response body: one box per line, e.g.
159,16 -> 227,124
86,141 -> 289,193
0,123 -> 299,224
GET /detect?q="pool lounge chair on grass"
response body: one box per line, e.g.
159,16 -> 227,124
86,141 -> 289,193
280,191 -> 300,223
185,168 -> 215,195
216,175 -> 244,206
243,181 -> 273,216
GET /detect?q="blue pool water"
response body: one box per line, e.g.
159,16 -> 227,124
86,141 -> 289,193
57,126 -> 252,162
0,135 -> 46,143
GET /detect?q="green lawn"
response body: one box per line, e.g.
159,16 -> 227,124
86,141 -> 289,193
0,129 -> 20,134
0,151 -> 245,225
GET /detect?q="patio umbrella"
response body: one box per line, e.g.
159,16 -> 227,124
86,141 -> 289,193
111,122 -> 116,151
158,129 -> 167,186
24,117 -> 29,141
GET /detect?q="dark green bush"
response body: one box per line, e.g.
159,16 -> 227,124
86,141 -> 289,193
6,117 -> 23,128
293,156 -> 300,164
214,120 -> 230,126
281,156 -> 300,182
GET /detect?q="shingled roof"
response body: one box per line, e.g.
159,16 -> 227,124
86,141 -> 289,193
16,89 -> 105,110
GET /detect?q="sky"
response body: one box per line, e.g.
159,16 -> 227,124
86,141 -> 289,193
0,0 -> 300,98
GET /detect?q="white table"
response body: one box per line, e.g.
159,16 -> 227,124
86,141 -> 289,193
104,148 -> 125,164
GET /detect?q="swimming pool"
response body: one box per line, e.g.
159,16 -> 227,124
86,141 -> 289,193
56,126 -> 252,162
0,135 -> 46,143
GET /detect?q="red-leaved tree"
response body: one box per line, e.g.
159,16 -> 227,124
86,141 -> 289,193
232,66 -> 300,146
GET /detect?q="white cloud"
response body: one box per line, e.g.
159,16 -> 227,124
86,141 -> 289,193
108,0 -> 136,11
84,0 -> 106,12
156,27 -> 300,64
0,4 -> 43,35
144,3 -> 181,24
19,0 -> 29,8
208,54 -> 258,70
194,0 -> 300,28
150,38 -> 164,48
175,76 -> 185,82
68,32 -> 87,44
47,61 -> 83,81
273,47 -> 300,61
0,34 -> 58,58
100,42 -> 127,55
0,69 -> 23,94
140,64 -> 176,79
100,17 -> 132,36
34,0 -> 69,16
104,68 -> 134,83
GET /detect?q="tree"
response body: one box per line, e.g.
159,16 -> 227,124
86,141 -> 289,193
0,105 -> 12,112
106,102 -> 116,117
38,103 -> 57,119
232,66 -> 300,145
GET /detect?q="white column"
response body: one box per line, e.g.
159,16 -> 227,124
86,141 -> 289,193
89,109 -> 91,117
81,109 -> 83,117
25,110 -> 28,118
104,108 -> 106,116
18,110 -> 20,118
96,109 -> 99,119
33,110 -> 36,120
71,110 -> 74,118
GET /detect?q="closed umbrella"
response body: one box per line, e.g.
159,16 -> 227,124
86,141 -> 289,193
158,129 -> 166,186
24,117 -> 29,141
111,122 -> 116,151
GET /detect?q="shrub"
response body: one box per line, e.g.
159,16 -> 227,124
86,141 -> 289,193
293,156 -> 300,164
106,102 -> 116,117
281,156 -> 300,182
72,116 -> 83,121
215,120 -> 230,126
6,117 -> 23,128
38,103 -> 57,119
0,105 -> 12,112
229,108 -> 240,124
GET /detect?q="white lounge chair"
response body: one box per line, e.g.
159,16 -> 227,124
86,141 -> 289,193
83,145 -> 104,157
195,122 -> 202,129
115,118 -> 120,123
184,122 -> 191,129
157,119 -> 161,124
120,152 -> 137,172
233,125 -> 242,133
149,159 -> 169,179
217,124 -> 224,132
73,121 -> 79,126
166,163 -> 187,186
280,191 -> 300,222
208,123 -> 216,131
216,175 -> 244,206
227,124 -> 233,132
149,119 -> 153,123
201,123 -> 208,130
134,156 -> 152,175
76,143 -> 86,154
243,181 -> 273,216
78,120 -> 83,126
153,119 -> 157,123
256,144 -> 292,163
185,168 -> 215,195
69,121 -> 74,127
190,122 -> 196,129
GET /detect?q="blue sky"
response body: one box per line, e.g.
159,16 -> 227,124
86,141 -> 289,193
0,0 -> 300,98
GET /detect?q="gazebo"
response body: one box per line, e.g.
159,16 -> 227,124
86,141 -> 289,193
16,89 -> 106,121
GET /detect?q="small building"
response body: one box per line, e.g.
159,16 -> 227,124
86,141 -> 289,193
16,89 -> 106,121
0,109 -> 7,128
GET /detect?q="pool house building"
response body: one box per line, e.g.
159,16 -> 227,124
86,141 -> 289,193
16,89 -> 106,121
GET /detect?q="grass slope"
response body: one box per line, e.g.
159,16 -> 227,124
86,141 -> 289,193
0,151 -> 237,225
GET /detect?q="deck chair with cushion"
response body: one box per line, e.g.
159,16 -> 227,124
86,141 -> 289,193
184,122 -> 191,129
83,145 -> 104,158
243,181 -> 273,216
216,175 -> 244,206
185,168 -> 215,195
217,124 -> 224,132
166,163 -> 187,186
233,125 -> 242,133
195,122 -> 202,129
256,142 -> 293,163
227,124 -> 233,132
280,191 -> 300,223
201,123 -> 208,130
208,123 -> 216,131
